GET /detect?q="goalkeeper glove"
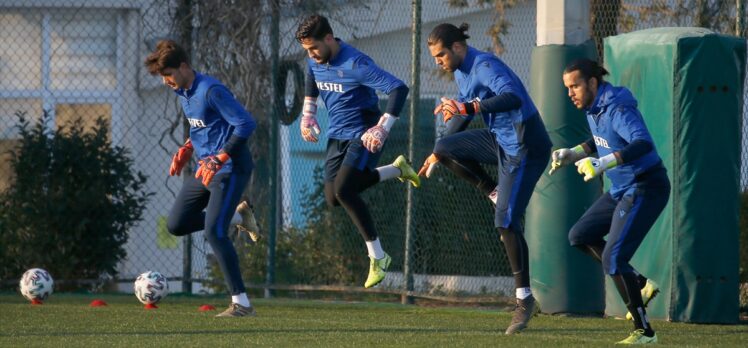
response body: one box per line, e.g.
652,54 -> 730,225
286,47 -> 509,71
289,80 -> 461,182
418,153 -> 439,178
574,153 -> 618,182
300,97 -> 321,142
361,113 -> 397,153
433,97 -> 480,123
195,152 -> 230,187
549,145 -> 587,175
169,138 -> 194,176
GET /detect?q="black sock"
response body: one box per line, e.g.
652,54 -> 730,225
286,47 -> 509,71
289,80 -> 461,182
612,273 -> 655,337
499,228 -> 530,288
636,274 -> 648,290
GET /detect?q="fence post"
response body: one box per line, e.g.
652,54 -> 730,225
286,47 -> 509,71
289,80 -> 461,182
738,0 -> 745,37
177,0 -> 194,295
402,0 -> 421,305
266,0 -> 280,299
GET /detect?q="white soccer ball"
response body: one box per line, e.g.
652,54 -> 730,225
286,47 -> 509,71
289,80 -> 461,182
134,271 -> 169,305
20,268 -> 54,302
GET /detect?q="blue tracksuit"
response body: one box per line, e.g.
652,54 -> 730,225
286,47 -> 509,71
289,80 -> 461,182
306,39 -> 406,141
583,82 -> 663,199
454,46 -> 551,156
167,71 -> 256,295
306,39 -> 407,180
434,46 -> 551,231
569,82 -> 670,275
175,72 -> 256,174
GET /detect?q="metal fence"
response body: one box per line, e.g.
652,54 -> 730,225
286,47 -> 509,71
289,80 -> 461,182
0,0 -> 745,299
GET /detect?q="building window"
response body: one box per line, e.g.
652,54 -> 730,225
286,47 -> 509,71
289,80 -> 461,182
0,8 -> 124,190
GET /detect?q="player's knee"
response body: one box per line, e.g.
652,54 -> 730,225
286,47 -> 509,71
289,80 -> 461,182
203,223 -> 228,242
568,224 -> 587,246
324,189 -> 340,207
498,227 -> 515,242
601,249 -> 618,275
602,259 -> 615,275
432,139 -> 451,157
332,183 -> 357,205
166,216 -> 188,236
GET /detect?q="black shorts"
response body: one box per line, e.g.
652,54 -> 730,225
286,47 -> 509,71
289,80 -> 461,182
324,138 -> 383,182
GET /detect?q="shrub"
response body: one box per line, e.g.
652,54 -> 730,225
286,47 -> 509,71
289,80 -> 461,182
0,112 -> 151,286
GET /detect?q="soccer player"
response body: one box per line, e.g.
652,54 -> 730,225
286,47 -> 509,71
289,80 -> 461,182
145,40 -> 260,317
295,15 -> 419,288
551,58 -> 669,344
422,23 -> 552,334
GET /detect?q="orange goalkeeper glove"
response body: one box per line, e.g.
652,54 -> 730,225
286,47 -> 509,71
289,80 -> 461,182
195,152 -> 230,186
434,97 -> 480,123
169,138 -> 193,176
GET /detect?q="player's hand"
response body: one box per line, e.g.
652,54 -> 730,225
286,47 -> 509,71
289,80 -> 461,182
361,114 -> 397,153
433,97 -> 479,123
418,153 -> 439,177
549,145 -> 586,175
300,97 -> 321,142
169,138 -> 194,176
574,154 -> 617,182
195,152 -> 230,186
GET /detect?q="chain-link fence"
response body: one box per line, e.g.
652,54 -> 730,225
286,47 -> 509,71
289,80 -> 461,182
0,0 -> 746,299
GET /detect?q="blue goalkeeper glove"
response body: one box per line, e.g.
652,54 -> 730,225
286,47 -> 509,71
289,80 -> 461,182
574,153 -> 618,182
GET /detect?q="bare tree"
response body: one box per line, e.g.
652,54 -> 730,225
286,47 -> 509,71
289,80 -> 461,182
151,0 -> 367,231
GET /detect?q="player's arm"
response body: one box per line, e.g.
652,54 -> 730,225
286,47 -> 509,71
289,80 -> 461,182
435,59 -> 522,123
574,107 -> 653,181
195,85 -> 256,186
208,85 -> 255,155
301,63 -> 322,142
356,56 -> 409,153
611,106 -> 655,164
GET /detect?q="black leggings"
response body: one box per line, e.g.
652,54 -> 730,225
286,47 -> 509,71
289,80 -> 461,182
433,128 -> 498,195
324,164 -> 380,241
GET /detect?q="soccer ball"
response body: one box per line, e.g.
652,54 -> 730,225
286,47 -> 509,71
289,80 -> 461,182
133,271 -> 169,305
20,268 -> 54,302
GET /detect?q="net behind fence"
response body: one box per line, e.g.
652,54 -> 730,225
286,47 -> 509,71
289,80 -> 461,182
0,0 -> 745,299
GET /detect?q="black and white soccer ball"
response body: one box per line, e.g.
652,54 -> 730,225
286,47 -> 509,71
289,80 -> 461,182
134,271 -> 169,305
20,268 -> 54,302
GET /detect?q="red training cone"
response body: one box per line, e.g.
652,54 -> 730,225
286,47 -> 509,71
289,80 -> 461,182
198,304 -> 216,311
90,299 -> 108,307
31,299 -> 43,305
144,303 -> 158,309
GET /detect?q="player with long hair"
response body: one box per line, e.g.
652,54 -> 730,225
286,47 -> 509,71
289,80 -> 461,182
422,23 -> 552,334
553,58 -> 669,344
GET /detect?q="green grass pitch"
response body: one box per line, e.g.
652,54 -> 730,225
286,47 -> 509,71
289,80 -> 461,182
1,293 -> 746,347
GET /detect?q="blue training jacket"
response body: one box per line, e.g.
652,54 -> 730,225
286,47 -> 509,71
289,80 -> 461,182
585,82 -> 662,199
306,40 -> 406,140
455,46 -> 551,156
175,72 -> 256,174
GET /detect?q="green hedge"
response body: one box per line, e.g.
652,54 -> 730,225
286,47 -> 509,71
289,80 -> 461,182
0,112 -> 151,287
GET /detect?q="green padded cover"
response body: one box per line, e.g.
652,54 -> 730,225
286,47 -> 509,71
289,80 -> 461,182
526,40 -> 605,314
603,27 -> 745,323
